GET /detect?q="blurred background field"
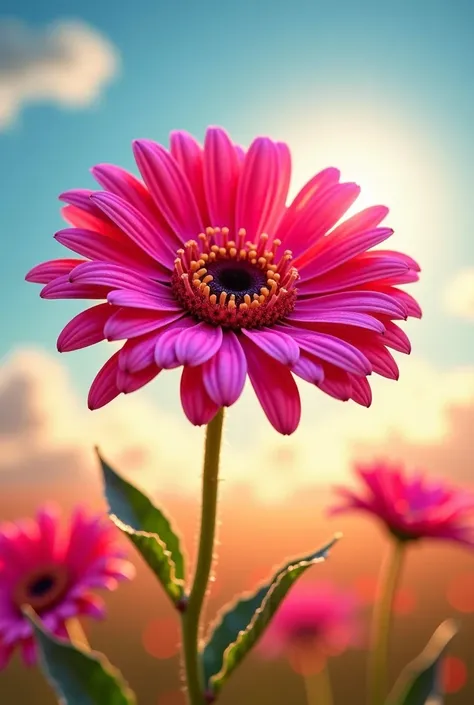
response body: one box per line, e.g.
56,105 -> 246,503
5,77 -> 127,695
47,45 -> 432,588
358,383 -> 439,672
0,480 -> 473,704
1,0 -> 474,702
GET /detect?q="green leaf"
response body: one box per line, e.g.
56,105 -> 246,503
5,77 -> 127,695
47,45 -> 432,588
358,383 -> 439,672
203,533 -> 341,696
24,608 -> 136,705
386,620 -> 458,705
97,448 -> 185,604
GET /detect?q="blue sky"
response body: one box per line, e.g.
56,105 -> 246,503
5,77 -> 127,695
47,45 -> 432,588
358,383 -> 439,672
1,0 -> 473,419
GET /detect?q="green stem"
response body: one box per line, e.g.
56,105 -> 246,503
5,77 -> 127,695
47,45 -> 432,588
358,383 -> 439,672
64,618 -> 90,651
181,408 -> 225,705
304,664 -> 334,705
368,539 -> 406,705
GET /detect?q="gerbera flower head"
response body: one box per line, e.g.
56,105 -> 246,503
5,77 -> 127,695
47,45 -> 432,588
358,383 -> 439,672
258,581 -> 361,674
26,127 -> 421,434
0,504 -> 134,669
329,460 -> 474,545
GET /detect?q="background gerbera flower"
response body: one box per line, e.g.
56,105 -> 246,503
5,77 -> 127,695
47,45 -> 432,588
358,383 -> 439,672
329,460 -> 474,545
258,581 -> 361,675
26,127 -> 421,434
0,504 -> 134,669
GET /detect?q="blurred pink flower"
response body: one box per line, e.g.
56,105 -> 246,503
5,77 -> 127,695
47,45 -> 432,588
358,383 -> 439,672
26,127 -> 420,435
0,505 -> 135,669
258,581 -> 361,674
329,461 -> 474,545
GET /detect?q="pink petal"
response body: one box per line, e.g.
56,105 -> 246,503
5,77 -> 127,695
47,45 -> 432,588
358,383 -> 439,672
57,303 -> 115,352
281,182 -> 361,257
372,286 -> 422,319
382,321 -> 412,354
90,191 -> 175,267
91,163 -> 159,222
107,289 -> 182,311
267,143 -> 292,235
59,189 -> 106,219
236,138 -> 291,240
295,227 -> 393,278
154,322 -> 195,369
180,365 -> 220,426
175,323 -> 223,366
202,330 -> 247,406
327,204 -> 389,238
25,258 -> 85,284
76,593 -> 106,620
318,366 -> 352,401
288,308 -> 385,332
133,139 -> 203,239
242,327 -> 300,366
362,345 -> 399,380
88,352 -> 121,409
36,505 -> 60,561
376,250 -> 421,272
119,332 -> 161,373
170,131 -> 210,225
276,168 -> 341,239
349,375 -> 372,407
41,275 -> 109,300
104,309 -> 185,341
54,228 -> 164,278
203,127 -> 241,229
278,326 -> 372,376
298,253 -> 410,295
291,353 -> 324,384
293,291 -> 407,320
59,190 -> 126,240
240,336 -> 301,435
70,261 -> 172,296
116,364 -> 160,394
120,319 -> 193,372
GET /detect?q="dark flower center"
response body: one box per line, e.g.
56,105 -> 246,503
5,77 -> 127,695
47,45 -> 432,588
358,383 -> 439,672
206,261 -> 268,304
171,226 -> 299,329
28,574 -> 56,598
13,564 -> 69,613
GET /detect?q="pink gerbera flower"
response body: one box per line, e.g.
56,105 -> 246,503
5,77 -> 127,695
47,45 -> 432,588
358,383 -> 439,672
329,461 -> 474,545
26,127 -> 421,434
0,505 -> 135,669
259,581 -> 361,674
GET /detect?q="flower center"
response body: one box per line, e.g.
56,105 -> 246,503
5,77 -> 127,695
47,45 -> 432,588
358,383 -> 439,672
171,227 -> 299,329
13,565 -> 69,613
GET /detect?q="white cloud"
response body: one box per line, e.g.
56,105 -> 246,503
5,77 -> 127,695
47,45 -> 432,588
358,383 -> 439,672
442,268 -> 474,321
0,19 -> 119,128
1,347 -> 474,503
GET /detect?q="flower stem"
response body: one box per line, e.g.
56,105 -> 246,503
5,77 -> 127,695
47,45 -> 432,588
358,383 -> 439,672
181,408 -> 225,705
368,538 -> 405,705
64,618 -> 90,651
304,665 -> 334,705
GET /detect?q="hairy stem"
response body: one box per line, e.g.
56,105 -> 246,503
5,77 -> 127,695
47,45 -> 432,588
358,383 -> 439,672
181,408 -> 225,705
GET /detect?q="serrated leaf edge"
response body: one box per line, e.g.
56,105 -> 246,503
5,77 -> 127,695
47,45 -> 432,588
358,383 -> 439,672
110,514 -> 185,602
24,607 -> 136,705
207,533 -> 341,693
96,446 -> 185,582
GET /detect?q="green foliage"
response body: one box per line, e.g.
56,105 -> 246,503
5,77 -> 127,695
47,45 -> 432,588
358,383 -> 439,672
386,620 -> 458,705
97,448 -> 185,604
203,534 -> 341,696
25,609 -> 136,705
